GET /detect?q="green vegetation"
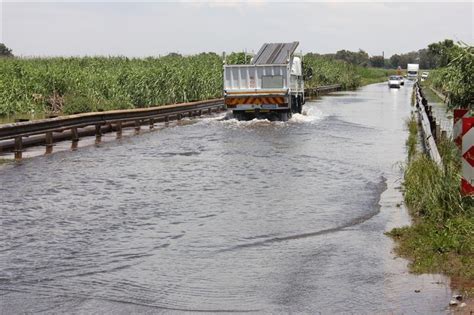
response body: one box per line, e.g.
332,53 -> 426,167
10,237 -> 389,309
0,54 -> 223,116
0,43 -> 14,57
1,38 -> 467,117
405,116 -> 418,161
0,52 -> 396,117
303,54 -> 393,89
303,54 -> 360,89
387,117 -> 474,284
419,81 -> 445,104
318,39 -> 462,70
425,43 -> 473,109
355,67 -> 396,86
390,39 -> 457,69
225,52 -> 251,65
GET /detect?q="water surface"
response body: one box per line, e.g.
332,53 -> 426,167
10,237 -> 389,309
0,82 -> 452,313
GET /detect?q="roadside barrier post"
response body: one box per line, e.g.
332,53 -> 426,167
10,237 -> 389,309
116,122 -> 122,138
14,136 -> 22,160
71,127 -> 79,142
134,120 -> 141,132
45,132 -> 53,154
454,109 -> 470,148
461,117 -> 474,196
95,125 -> 102,142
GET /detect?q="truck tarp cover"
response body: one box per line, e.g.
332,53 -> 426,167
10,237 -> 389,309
252,42 -> 299,65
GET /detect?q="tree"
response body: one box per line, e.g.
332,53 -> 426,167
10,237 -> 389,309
418,48 -> 437,69
334,49 -> 369,66
164,52 -> 182,58
390,54 -> 401,68
0,43 -> 13,57
369,56 -> 385,68
428,39 -> 455,67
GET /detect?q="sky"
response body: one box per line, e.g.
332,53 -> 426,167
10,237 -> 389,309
1,1 -> 473,58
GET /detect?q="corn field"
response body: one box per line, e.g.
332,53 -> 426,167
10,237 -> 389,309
0,53 -> 223,116
0,53 -> 371,116
303,54 -> 361,89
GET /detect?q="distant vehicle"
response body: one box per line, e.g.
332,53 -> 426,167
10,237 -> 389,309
421,71 -> 429,79
388,75 -> 401,88
407,64 -> 419,81
223,42 -> 305,121
397,75 -> 405,86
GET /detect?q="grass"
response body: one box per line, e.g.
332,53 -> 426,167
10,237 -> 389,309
355,67 -> 397,86
405,115 -> 418,161
419,81 -> 446,104
387,118 -> 474,289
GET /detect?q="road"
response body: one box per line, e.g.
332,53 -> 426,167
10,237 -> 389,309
0,82 -> 452,313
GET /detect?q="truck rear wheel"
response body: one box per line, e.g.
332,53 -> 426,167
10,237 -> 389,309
233,111 -> 245,121
291,96 -> 297,114
297,96 -> 302,114
279,111 -> 290,121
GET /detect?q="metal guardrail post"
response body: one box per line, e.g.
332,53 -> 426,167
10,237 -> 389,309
116,122 -> 122,139
95,124 -> 102,142
71,127 -> 79,142
415,83 -> 442,167
134,120 -> 141,132
14,137 -> 22,160
45,132 -> 53,154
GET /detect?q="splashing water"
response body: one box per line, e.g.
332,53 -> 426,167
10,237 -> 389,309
199,104 -> 325,128
289,106 -> 325,124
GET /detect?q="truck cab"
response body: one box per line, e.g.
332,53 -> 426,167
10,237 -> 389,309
407,63 -> 419,81
223,42 -> 304,121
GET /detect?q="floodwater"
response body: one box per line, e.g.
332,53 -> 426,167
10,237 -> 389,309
1,82 -> 453,313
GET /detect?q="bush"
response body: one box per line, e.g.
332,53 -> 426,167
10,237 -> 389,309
426,43 -> 473,109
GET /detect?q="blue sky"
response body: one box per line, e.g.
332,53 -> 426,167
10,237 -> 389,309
1,1 -> 473,57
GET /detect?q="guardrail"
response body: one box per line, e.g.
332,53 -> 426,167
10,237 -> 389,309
0,99 -> 225,159
414,82 -> 443,166
305,84 -> 341,97
0,84 -> 343,159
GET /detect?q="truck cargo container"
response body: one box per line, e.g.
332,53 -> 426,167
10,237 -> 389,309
223,42 -> 305,121
407,63 -> 419,81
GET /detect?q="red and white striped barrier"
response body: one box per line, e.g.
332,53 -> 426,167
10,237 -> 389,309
453,109 -> 470,148
461,117 -> 474,196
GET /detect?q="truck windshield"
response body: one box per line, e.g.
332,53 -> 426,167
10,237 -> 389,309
408,71 -> 417,75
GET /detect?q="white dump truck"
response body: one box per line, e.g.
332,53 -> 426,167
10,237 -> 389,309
223,42 -> 305,121
407,63 -> 419,81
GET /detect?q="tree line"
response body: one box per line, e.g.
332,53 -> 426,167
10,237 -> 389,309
315,39 -> 458,69
0,39 -> 462,69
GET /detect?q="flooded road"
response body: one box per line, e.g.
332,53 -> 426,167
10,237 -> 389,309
1,83 -> 452,313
